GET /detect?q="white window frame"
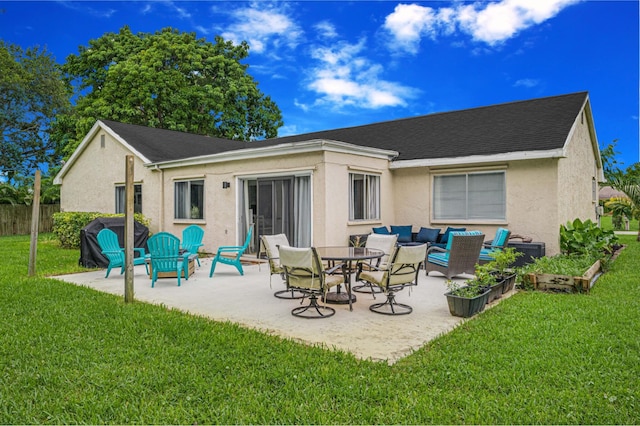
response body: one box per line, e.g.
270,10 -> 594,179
433,171 -> 506,221
174,179 -> 205,220
349,172 -> 380,221
115,184 -> 142,214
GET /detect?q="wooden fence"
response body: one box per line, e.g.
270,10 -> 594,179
0,204 -> 60,236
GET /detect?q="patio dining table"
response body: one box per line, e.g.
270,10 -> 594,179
315,246 -> 384,311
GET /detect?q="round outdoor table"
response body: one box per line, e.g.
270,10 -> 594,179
315,246 -> 384,311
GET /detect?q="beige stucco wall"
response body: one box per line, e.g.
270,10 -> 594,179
390,160 -> 563,254
153,150 -> 392,253
557,111 -> 599,227
59,130 -> 162,231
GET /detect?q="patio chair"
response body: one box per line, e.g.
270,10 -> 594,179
359,244 -> 427,315
279,246 -> 344,319
424,231 -> 485,279
209,225 -> 254,277
478,227 -> 511,264
182,225 -> 204,266
260,233 -> 305,299
96,228 -> 148,278
353,233 -> 398,298
147,232 -> 186,287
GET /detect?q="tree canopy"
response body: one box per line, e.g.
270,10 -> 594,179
0,40 -> 70,181
56,26 -> 283,158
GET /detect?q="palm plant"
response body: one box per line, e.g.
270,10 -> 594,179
608,174 -> 640,240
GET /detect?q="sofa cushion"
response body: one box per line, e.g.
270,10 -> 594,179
372,226 -> 390,235
427,252 -> 450,267
416,227 -> 441,244
445,230 -> 482,251
390,225 -> 413,243
440,227 -> 466,244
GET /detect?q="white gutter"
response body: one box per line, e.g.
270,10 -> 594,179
145,139 -> 399,170
390,148 -> 567,169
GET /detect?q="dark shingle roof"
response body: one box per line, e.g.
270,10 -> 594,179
102,91 -> 588,163
102,120 -> 251,163
263,91 -> 589,161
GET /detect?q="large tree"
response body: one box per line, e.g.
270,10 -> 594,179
0,40 -> 70,181
56,26 -> 283,157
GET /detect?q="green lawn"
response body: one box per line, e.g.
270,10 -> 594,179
1,233 -> 639,424
600,214 -> 639,232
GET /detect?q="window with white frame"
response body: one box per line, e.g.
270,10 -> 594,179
174,179 -> 204,220
115,184 -> 142,214
349,172 -> 380,221
433,171 -> 506,220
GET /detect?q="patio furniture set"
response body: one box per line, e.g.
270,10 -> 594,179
96,224 -> 206,287
97,221 -> 511,320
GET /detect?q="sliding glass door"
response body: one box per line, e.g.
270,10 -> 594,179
240,175 -> 311,249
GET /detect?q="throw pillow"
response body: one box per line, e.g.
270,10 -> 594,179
390,225 -> 413,243
440,226 -> 466,244
416,227 -> 441,243
372,226 -> 390,235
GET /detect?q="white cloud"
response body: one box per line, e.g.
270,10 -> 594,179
383,4 -> 457,54
514,78 -> 541,88
384,0 -> 581,53
314,20 -> 338,39
306,39 -> 416,109
458,0 -> 580,45
220,4 -> 303,55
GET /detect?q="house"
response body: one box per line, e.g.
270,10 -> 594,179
54,91 -> 603,256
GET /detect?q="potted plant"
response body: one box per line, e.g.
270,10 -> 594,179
484,247 -> 522,294
444,279 -> 491,318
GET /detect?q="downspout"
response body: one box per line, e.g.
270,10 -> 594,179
160,168 -> 165,231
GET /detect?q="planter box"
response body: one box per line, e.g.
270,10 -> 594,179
445,289 -> 490,318
523,260 -> 601,293
486,281 -> 503,303
499,273 -> 517,294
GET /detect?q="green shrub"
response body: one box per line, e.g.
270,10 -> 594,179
52,212 -> 151,248
560,218 -> 618,257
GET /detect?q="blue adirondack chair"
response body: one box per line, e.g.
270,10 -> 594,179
182,225 -> 204,266
209,225 -> 254,277
147,232 -> 187,287
478,228 -> 511,263
96,228 -> 148,278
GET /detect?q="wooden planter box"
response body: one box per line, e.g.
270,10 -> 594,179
523,260 -> 601,293
147,255 -> 197,279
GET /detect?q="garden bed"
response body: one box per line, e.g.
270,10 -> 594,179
523,259 -> 601,293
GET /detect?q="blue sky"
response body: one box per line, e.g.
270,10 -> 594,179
2,0 -> 639,168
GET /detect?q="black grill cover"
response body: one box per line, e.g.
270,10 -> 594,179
79,217 -> 149,268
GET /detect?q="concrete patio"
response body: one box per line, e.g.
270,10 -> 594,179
54,257 -> 506,364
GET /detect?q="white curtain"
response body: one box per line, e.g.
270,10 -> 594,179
294,176 -> 311,247
174,182 -> 188,219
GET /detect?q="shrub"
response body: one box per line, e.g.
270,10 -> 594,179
560,218 -> 617,257
53,211 -> 151,248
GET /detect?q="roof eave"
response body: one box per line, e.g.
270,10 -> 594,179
145,139 -> 399,169
389,149 -> 567,169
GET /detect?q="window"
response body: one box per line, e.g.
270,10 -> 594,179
349,173 -> 380,221
175,180 -> 204,219
115,184 -> 142,214
433,171 -> 505,220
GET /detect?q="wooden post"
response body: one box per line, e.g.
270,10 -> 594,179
124,156 -> 135,303
28,170 -> 41,277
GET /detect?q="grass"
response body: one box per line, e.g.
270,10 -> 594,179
600,214 -> 639,232
1,233 -> 639,424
